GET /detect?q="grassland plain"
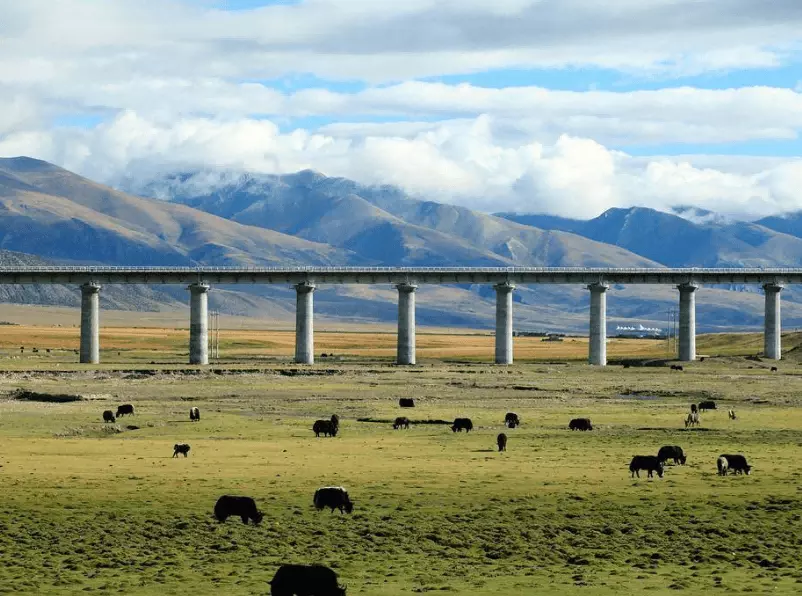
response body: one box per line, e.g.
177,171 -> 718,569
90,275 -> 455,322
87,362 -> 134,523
0,335 -> 801,594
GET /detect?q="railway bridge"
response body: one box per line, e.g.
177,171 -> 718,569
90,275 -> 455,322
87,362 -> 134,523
0,266 -> 795,366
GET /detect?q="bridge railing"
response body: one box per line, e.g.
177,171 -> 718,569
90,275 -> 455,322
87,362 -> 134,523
2,266 -> 802,274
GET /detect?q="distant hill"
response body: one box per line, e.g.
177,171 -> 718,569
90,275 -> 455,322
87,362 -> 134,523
498,207 -> 802,268
0,157 -> 354,267
134,170 -> 660,268
757,212 -> 802,240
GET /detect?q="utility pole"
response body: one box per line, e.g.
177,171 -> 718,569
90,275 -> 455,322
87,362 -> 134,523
666,308 -> 678,356
208,310 -> 220,360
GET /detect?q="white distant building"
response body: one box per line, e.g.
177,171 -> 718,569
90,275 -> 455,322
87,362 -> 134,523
615,324 -> 663,338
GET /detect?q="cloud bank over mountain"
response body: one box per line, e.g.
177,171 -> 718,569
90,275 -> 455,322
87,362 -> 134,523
1,0 -> 801,219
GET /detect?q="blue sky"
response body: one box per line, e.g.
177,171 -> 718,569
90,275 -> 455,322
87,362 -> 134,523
1,0 -> 801,218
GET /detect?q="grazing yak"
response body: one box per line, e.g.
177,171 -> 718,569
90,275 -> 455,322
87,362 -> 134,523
497,433 -> 507,452
313,419 -> 338,437
189,407 -> 200,422
569,418 -> 593,431
102,410 -> 116,423
685,412 -> 700,428
630,455 -> 664,478
657,445 -> 686,465
269,564 -> 346,596
214,495 -> 263,525
399,398 -> 415,408
173,444 -> 190,458
670,364 -> 684,371
771,366 -> 778,372
504,412 -> 520,428
116,404 -> 135,417
698,400 -> 717,411
728,409 -> 737,420
451,418 -> 473,432
719,454 -> 751,475
314,487 -> 354,514
393,416 -> 410,430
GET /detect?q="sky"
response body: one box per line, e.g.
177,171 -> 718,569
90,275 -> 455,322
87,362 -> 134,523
1,0 -> 802,219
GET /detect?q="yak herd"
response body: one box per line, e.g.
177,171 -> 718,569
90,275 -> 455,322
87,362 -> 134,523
630,399 -> 751,480
92,391 -> 751,595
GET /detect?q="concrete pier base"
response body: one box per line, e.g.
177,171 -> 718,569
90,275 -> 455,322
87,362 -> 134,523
588,283 -> 609,366
294,282 -> 316,364
494,283 -> 515,364
678,283 -> 698,362
764,283 -> 783,360
79,282 -> 101,364
189,283 -> 209,365
396,283 -> 417,365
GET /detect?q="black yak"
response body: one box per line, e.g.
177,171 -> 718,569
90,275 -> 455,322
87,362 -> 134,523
116,404 -> 135,417
719,453 -> 751,475
393,417 -> 410,430
630,455 -> 664,478
657,445 -> 686,465
214,495 -> 263,525
269,564 -> 346,596
451,418 -> 473,432
569,418 -> 593,431
313,487 -> 353,514
313,420 -> 338,437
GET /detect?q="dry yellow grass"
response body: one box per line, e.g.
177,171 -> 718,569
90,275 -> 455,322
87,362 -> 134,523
2,303 -> 794,366
0,324 -> 674,363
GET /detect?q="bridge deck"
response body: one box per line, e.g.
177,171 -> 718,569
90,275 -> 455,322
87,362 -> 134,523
0,266 -> 797,285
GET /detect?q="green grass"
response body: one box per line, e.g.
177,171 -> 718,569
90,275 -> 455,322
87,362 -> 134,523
0,358 -> 801,594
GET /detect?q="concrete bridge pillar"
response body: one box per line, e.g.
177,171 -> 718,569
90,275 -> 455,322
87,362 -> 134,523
678,283 -> 698,362
295,282 -> 316,364
588,283 -> 608,366
188,282 -> 210,365
494,282 -> 515,364
764,283 -> 783,360
80,282 -> 101,364
396,283 -> 417,365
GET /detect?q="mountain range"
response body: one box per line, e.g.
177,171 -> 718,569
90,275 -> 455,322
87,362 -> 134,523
2,155 -> 802,333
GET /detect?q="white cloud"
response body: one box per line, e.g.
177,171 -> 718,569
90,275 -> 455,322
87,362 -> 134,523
8,76 -> 802,149
314,83 -> 802,146
1,0 -> 801,221
1,0 -> 801,87
2,110 -> 801,221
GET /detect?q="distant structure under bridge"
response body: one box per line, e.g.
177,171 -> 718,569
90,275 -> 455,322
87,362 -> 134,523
615,324 -> 664,338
